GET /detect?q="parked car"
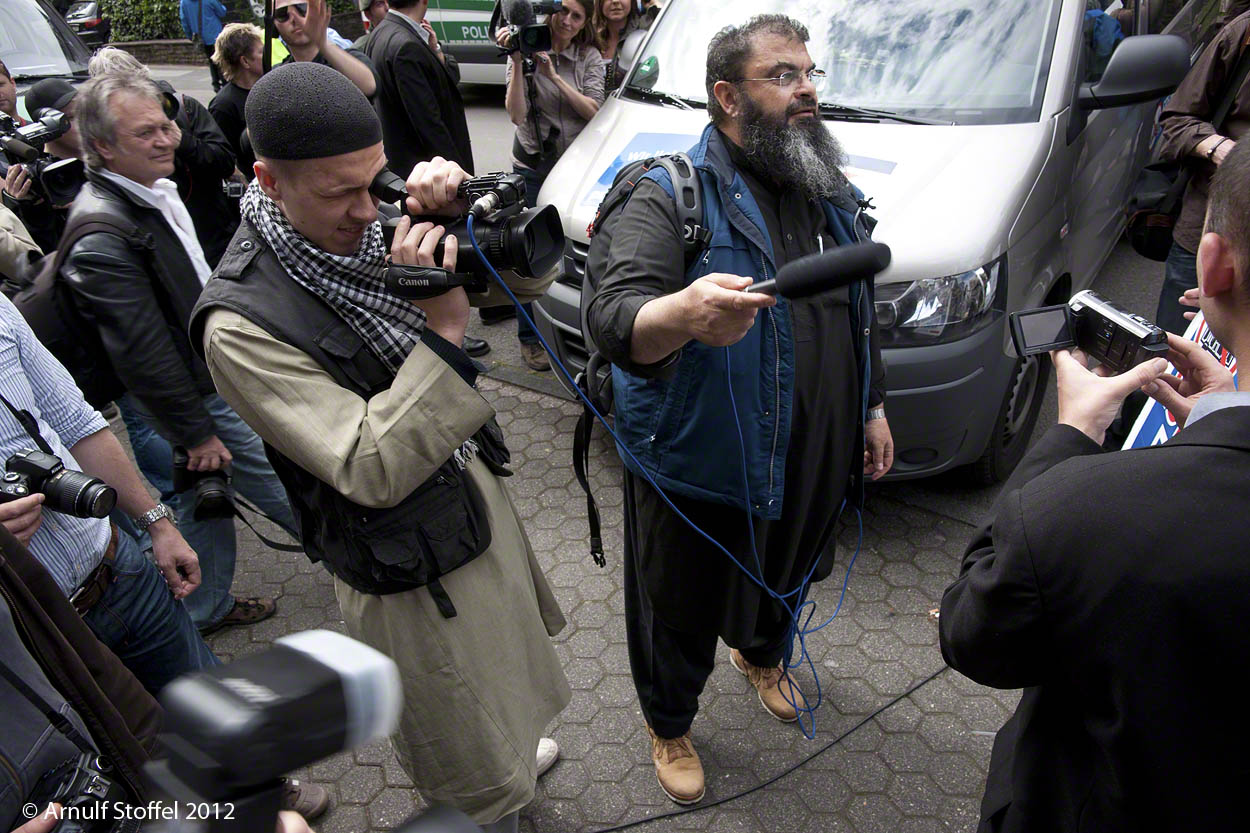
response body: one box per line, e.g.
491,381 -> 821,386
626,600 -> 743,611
64,1 -> 111,49
428,0 -> 507,84
0,0 -> 91,121
532,0 -> 1223,483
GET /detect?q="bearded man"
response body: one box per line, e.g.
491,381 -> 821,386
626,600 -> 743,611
587,14 -> 892,805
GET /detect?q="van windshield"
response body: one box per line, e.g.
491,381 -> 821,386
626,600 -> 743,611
625,0 -> 1063,126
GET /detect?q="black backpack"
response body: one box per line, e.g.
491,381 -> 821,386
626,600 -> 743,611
0,212 -> 142,408
573,152 -> 709,567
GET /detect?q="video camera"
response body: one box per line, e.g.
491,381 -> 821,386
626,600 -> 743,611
147,630 -> 484,833
370,168 -> 564,300
500,0 -> 563,55
1009,289 -> 1168,374
0,110 -> 86,206
0,448 -> 116,519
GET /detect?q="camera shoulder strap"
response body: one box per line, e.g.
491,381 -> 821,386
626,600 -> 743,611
0,658 -> 95,754
0,391 -> 55,456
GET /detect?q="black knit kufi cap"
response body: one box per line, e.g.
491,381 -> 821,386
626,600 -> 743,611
245,61 -> 382,160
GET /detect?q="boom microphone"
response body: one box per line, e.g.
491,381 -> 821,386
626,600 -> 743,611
747,241 -> 891,298
502,0 -> 537,26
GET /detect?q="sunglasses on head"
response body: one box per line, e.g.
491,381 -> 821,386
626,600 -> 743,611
273,3 -> 308,23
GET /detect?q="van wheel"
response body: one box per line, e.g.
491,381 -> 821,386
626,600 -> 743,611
970,352 -> 1049,484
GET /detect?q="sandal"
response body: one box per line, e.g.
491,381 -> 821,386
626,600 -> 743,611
199,596 -> 277,635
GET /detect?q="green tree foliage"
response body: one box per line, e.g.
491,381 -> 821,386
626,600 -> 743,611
100,0 -> 362,42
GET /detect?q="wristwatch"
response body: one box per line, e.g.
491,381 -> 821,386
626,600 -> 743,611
867,407 -> 886,421
133,503 -> 176,533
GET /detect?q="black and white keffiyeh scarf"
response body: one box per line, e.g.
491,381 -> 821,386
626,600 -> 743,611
241,181 -> 424,373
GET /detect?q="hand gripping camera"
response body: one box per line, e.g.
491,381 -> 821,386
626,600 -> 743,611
370,168 -> 564,300
171,446 -> 233,521
0,449 -> 116,519
0,111 -> 87,206
1009,289 -> 1168,373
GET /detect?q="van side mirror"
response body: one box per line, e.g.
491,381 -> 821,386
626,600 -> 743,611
617,28 -> 647,78
1078,34 -> 1190,110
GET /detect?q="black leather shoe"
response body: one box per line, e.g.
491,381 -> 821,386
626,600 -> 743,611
463,335 -> 491,357
479,306 -> 517,325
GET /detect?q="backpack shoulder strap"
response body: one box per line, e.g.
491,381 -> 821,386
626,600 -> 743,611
51,211 -> 150,276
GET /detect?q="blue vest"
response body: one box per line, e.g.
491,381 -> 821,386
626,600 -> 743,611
612,124 -> 875,519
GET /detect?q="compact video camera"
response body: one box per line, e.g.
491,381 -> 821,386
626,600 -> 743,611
370,168 -> 564,300
0,111 -> 86,206
1009,289 -> 1168,374
501,0 -> 563,55
0,448 -> 116,519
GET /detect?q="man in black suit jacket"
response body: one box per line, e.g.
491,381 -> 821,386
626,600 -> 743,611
941,138 -> 1250,832
365,0 -> 475,177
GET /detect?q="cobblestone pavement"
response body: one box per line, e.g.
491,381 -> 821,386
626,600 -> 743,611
202,376 -> 1021,833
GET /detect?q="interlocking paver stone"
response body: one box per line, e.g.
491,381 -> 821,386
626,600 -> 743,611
192,375 -> 1023,832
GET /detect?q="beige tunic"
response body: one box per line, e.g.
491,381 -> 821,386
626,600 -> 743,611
201,306 -> 570,823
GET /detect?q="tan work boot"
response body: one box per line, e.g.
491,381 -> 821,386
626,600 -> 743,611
730,648 -> 808,723
647,726 -> 705,805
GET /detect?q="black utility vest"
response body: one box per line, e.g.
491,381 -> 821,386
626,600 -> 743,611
189,220 -> 498,617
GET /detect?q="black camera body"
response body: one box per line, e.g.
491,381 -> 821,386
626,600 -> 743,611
172,446 -> 233,521
1009,289 -> 1168,374
0,111 -> 86,206
371,169 -> 564,299
502,0 -> 563,55
0,449 -> 116,519
25,753 -> 135,833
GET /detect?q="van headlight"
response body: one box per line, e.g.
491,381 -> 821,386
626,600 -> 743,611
874,259 -> 1005,346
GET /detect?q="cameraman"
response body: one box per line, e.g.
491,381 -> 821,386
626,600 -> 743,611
939,140 -> 1250,830
191,63 -> 570,832
492,0 -> 604,370
1,79 -> 83,254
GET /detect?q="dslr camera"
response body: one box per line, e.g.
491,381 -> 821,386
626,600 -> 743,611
1009,289 -> 1168,374
0,448 -> 116,519
25,752 -> 136,833
172,446 -> 233,521
0,111 -> 87,206
370,168 -> 564,300
501,0 -> 563,55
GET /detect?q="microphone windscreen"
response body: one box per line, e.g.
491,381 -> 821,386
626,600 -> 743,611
774,242 -> 891,300
502,0 -> 537,27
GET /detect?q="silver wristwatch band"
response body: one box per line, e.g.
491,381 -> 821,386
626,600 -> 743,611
133,503 -> 176,532
867,407 -> 886,421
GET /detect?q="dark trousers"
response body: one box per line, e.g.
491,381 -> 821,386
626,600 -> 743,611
624,474 -> 791,739
203,44 -> 223,92
1154,241 -> 1198,335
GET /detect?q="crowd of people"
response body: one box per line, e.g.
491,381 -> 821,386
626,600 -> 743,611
0,2 -> 1247,833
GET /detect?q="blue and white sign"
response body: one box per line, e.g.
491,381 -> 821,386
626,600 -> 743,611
578,132 -> 700,212
1122,312 -> 1239,449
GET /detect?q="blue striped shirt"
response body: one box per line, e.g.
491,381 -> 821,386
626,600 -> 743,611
0,294 -> 110,596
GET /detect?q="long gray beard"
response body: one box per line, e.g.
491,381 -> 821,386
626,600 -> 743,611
740,99 -> 848,202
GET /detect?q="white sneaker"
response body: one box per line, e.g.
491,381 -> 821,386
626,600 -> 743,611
536,737 -> 559,777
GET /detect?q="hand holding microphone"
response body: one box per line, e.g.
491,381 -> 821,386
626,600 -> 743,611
746,241 -> 891,298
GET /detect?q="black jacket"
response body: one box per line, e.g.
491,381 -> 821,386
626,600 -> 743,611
61,172 -> 218,447
161,83 -> 239,267
940,408 -> 1250,832
366,13 -> 475,176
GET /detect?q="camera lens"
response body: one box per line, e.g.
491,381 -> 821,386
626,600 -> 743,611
42,470 -> 117,519
193,474 -> 234,521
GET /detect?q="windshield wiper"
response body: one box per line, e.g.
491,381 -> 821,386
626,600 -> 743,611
623,87 -> 702,111
819,102 -> 953,126
14,71 -> 89,83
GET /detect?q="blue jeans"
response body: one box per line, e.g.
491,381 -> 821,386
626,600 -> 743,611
82,528 -> 219,694
513,163 -> 550,346
116,394 -> 175,500
172,394 -> 298,629
1154,241 -> 1198,336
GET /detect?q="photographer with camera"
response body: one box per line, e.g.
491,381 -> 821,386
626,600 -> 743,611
492,0 -> 604,371
1,79 -> 85,255
0,291 -> 218,696
61,72 -> 296,637
939,140 -> 1250,831
190,62 -> 570,832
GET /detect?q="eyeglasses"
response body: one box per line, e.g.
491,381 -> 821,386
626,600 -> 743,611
273,3 -> 308,23
735,68 -> 826,89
